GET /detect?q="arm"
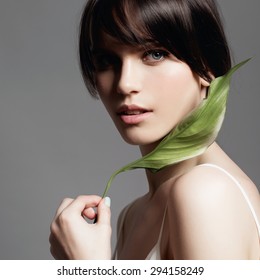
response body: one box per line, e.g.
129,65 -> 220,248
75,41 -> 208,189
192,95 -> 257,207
168,167 -> 251,259
49,195 -> 112,259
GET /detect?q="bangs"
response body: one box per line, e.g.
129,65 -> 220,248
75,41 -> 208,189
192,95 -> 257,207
89,0 -> 183,58
90,0 -> 157,47
80,0 -> 231,97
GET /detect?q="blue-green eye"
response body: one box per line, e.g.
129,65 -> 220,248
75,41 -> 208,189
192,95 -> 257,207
93,53 -> 119,71
144,50 -> 169,62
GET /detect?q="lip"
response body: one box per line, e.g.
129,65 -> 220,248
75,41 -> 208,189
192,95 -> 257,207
116,104 -> 153,125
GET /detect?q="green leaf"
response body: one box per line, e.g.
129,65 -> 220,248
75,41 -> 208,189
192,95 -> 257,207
102,59 -> 250,197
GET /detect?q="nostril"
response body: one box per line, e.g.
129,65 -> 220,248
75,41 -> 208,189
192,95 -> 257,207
116,61 -> 142,95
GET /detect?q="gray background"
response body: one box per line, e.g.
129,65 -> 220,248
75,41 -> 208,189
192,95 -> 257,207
0,0 -> 259,259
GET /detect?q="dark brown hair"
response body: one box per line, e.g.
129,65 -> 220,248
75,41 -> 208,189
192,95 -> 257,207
79,0 -> 231,97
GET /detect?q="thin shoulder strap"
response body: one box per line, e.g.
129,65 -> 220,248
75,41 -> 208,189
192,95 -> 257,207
157,206 -> 168,245
199,163 -> 260,237
145,205 -> 168,260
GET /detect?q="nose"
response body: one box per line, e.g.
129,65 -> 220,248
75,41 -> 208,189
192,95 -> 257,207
116,58 -> 142,95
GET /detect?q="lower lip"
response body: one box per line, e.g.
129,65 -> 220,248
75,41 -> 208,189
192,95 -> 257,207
118,112 -> 152,125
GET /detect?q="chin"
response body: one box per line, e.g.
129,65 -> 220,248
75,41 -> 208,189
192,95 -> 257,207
120,134 -> 145,146
120,131 -> 164,147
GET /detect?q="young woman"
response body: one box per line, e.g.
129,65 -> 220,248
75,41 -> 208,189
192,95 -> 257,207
49,0 -> 260,260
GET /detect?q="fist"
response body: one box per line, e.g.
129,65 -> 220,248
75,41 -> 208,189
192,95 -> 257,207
49,195 -> 112,259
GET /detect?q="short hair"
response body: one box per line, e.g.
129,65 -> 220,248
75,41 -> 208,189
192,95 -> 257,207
79,0 -> 231,97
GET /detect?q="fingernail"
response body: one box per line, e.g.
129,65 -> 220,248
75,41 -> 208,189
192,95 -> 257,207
104,197 -> 111,208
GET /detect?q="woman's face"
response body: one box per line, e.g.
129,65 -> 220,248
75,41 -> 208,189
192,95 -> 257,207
93,33 -> 209,147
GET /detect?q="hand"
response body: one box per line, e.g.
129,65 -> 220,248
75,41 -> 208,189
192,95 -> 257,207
49,195 -> 112,260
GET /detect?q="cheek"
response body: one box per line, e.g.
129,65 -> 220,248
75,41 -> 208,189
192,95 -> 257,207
95,72 -> 114,97
156,66 -> 200,100
95,73 -> 116,111
152,65 -> 202,121
171,63 -> 198,87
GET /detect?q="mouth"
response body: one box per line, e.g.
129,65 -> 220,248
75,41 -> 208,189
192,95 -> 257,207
116,105 -> 153,125
117,105 -> 152,115
118,109 -> 149,116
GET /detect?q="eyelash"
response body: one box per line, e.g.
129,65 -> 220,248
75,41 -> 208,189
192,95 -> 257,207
93,49 -> 170,71
143,49 -> 170,63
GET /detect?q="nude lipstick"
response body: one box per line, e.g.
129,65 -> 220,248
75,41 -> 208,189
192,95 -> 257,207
117,105 -> 152,125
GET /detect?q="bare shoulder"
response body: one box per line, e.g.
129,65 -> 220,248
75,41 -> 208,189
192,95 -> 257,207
167,164 -> 259,259
170,165 -> 240,210
169,164 -> 258,209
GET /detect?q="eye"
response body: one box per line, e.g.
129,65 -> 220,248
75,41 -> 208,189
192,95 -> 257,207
93,53 -> 119,71
143,50 -> 169,63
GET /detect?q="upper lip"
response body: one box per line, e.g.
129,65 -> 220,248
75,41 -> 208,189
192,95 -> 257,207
116,104 -> 152,115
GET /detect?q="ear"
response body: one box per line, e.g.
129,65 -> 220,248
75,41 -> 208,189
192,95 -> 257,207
199,77 -> 211,100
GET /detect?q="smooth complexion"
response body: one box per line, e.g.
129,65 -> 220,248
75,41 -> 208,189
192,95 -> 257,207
93,34 -> 260,259
94,33 -> 210,155
50,35 -> 260,260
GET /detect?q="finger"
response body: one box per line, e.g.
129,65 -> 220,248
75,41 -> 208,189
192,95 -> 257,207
96,197 -> 111,225
82,207 -> 96,220
64,195 -> 102,216
54,198 -> 74,219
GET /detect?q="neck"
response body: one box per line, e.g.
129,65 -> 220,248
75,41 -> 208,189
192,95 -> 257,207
140,142 -> 220,196
139,142 -> 202,196
146,158 -> 201,195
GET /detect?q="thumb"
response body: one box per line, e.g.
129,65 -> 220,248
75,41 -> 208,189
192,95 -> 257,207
96,197 -> 111,225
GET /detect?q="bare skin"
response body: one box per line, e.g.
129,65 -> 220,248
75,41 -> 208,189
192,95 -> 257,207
50,196 -> 112,259
116,142 -> 260,259
49,142 -> 260,259
49,33 -> 260,260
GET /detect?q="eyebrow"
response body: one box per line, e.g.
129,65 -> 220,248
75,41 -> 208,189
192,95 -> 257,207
92,41 -> 165,55
92,48 -> 122,61
92,48 -> 113,55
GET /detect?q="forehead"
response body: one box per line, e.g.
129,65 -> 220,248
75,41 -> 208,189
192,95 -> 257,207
94,31 -> 162,52
96,32 -> 123,48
